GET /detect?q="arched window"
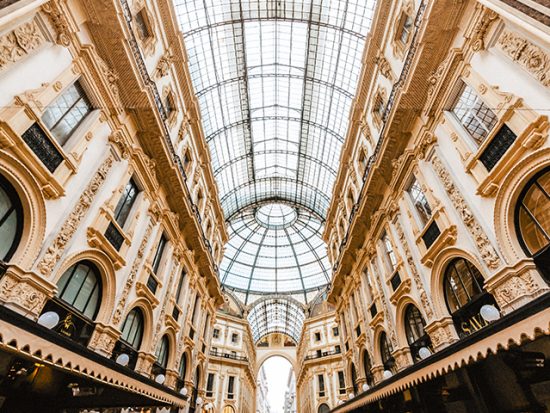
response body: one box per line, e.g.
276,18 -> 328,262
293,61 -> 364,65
222,407 -> 235,413
318,403 -> 330,413
350,362 -> 358,394
155,335 -> 169,369
0,175 -> 23,263
56,261 -> 101,319
516,167 -> 550,281
379,332 -> 395,372
362,350 -> 374,386
404,305 -> 431,362
120,308 -> 144,350
176,353 -> 188,391
444,258 -> 497,337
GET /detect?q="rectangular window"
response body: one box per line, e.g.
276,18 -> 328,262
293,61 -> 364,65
382,232 -> 398,271
151,235 -> 167,274
407,177 -> 432,226
42,81 -> 92,146
206,373 -> 215,398
314,332 -> 321,341
134,9 -> 151,39
335,345 -> 341,353
479,124 -> 518,171
213,328 -> 220,339
113,179 -> 139,227
231,333 -> 238,343
333,326 -> 339,337
21,123 -> 64,173
452,82 -> 498,146
227,376 -> 235,399
338,371 -> 346,394
318,374 -> 325,397
175,270 -> 186,304
399,13 -> 413,44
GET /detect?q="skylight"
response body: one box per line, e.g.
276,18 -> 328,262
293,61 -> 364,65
174,0 -> 377,338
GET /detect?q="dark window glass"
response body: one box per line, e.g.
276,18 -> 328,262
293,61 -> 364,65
314,332 -> 321,341
338,371 -> 346,393
206,373 -> 215,397
179,353 -> 188,379
479,124 -> 517,171
213,328 -> 220,339
363,350 -> 374,386
120,308 -> 144,350
380,332 -> 395,372
155,336 -> 169,368
443,258 -> 485,313
319,403 -> 330,413
56,261 -> 101,320
0,175 -> 23,262
318,374 -> 325,395
399,13 -> 413,44
21,123 -> 64,173
333,326 -> 339,337
152,235 -> 167,274
134,9 -> 151,39
175,270 -> 186,303
231,333 -> 239,343
42,81 -> 92,146
227,375 -> 235,398
408,177 -> 432,226
405,305 -> 426,344
113,179 -> 139,227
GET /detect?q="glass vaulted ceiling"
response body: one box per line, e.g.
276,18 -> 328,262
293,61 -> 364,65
174,0 -> 376,309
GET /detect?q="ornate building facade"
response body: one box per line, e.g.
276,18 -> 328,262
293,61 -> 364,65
0,0 -> 548,412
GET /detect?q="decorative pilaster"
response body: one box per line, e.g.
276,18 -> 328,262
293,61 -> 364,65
431,154 -> 502,270
165,368 -> 179,389
394,216 -> 434,319
88,323 -> 120,357
111,219 -> 154,326
424,317 -> 458,351
0,265 -> 56,318
135,352 -> 155,376
36,154 -> 114,277
392,347 -> 412,371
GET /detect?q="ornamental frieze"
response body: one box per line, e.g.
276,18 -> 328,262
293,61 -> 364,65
496,29 -> 550,87
0,18 -> 46,71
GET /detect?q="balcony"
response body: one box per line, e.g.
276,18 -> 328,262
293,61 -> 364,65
304,349 -> 342,361
209,350 -> 248,362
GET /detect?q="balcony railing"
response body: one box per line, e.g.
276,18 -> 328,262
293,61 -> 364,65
304,349 -> 342,361
209,350 -> 248,362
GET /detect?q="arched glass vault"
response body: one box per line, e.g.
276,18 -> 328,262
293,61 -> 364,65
174,0 -> 377,339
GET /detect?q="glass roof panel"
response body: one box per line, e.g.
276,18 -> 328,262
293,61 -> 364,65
247,297 -> 306,343
175,0 -> 377,336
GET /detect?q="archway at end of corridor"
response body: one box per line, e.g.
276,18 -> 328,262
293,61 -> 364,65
256,356 -> 296,413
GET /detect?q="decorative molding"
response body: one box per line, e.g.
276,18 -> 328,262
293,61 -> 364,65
41,1 -> 72,47
376,54 -> 394,82
470,6 -> 498,52
155,49 -> 174,78
0,18 -> 47,72
36,154 -> 114,276
393,217 -> 434,319
496,29 -> 550,87
111,219 -> 154,325
431,154 -> 502,270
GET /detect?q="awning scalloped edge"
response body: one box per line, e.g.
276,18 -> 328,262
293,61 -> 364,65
0,319 -> 185,408
334,307 -> 550,412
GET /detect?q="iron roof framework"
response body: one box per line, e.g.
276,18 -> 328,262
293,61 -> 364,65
247,296 -> 306,343
174,0 -> 376,340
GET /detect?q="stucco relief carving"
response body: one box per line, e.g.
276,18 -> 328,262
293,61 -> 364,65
111,220 -> 154,325
152,259 -> 179,349
0,275 -> 48,314
428,324 -> 452,349
470,6 -> 498,52
0,19 -> 46,71
493,272 -> 537,306
431,155 -> 502,270
37,155 -> 114,276
42,1 -> 72,46
497,29 -> 550,87
376,54 -> 394,82
156,50 -> 174,78
89,329 -> 117,355
394,217 -> 434,319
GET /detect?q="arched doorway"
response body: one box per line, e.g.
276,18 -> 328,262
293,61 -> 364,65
257,356 -> 295,413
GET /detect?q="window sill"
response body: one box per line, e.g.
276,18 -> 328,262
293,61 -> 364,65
390,278 -> 412,305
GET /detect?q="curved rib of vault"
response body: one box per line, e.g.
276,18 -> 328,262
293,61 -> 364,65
174,0 -> 378,341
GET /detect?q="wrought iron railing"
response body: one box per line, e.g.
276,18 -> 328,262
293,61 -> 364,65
209,350 -> 248,362
333,1 -> 428,272
118,0 -> 216,270
304,349 -> 341,361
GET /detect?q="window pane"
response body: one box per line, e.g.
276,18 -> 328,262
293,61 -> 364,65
520,182 -> 550,254
0,209 -> 17,260
114,179 -> 139,226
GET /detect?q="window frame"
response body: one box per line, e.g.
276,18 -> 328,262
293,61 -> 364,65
120,307 -> 144,350
56,260 -> 102,320
0,174 -> 24,263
